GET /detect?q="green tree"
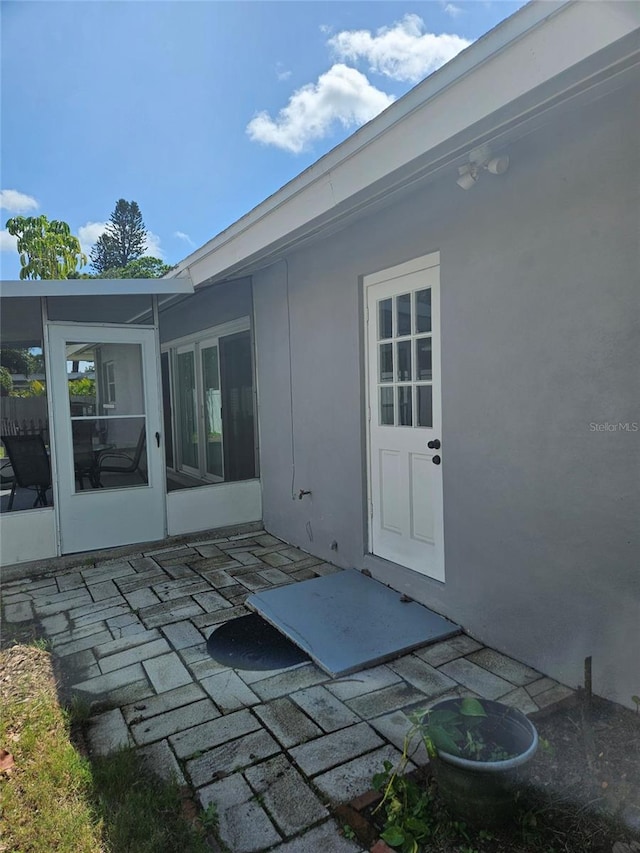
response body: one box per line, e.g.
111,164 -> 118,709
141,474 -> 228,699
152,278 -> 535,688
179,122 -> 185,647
90,199 -> 148,272
5,215 -> 87,280
94,256 -> 172,279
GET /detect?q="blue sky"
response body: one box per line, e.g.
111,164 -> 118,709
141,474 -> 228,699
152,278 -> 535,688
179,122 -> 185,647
1,0 -> 525,278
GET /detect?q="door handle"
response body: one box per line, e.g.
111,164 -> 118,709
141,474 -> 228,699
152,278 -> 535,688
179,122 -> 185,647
155,431 -> 161,448
432,455 -> 441,465
427,439 -> 441,450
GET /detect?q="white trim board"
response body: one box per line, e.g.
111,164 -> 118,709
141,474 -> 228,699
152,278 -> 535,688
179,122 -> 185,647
0,278 -> 193,298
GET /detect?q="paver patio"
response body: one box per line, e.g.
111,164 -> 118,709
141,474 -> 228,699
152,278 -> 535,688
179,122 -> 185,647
1,524 -> 574,852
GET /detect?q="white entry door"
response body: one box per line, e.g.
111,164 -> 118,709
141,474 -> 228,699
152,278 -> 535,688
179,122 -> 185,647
48,324 -> 165,554
365,253 -> 444,581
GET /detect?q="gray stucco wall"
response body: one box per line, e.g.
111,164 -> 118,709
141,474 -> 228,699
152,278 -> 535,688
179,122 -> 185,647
252,83 -> 639,707
159,277 -> 252,343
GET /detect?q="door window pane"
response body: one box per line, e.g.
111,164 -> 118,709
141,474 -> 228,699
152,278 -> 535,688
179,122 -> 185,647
396,340 -> 411,381
177,351 -> 198,469
416,337 -> 432,381
72,417 -> 147,492
398,386 -> 412,426
380,386 -> 394,425
417,385 -> 433,427
378,299 -> 392,340
416,289 -> 431,333
396,294 -> 411,337
379,343 -> 393,382
202,346 -> 223,478
64,342 -> 148,493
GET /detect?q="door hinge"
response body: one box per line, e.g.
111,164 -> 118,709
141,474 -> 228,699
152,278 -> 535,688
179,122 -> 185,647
369,500 -> 374,519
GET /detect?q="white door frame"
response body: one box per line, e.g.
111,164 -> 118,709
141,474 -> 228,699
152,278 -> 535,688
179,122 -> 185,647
47,322 -> 166,554
364,252 -> 445,581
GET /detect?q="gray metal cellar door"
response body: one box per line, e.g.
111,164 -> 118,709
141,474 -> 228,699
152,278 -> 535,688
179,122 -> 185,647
247,569 -> 459,677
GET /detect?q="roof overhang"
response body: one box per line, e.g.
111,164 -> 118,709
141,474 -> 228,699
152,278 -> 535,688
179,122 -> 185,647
0,276 -> 194,298
169,0 -> 640,289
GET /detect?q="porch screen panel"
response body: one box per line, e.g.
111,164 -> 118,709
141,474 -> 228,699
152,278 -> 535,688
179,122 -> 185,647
64,341 -> 149,492
176,351 -> 198,470
219,331 -> 256,481
202,345 -> 223,479
160,352 -> 174,468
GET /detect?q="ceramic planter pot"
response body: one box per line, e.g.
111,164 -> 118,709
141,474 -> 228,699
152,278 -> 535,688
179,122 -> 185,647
426,697 -> 539,827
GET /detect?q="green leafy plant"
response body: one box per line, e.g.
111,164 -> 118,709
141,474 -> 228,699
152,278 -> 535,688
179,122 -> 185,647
341,823 -> 356,840
201,802 -> 218,831
372,760 -> 434,853
418,697 -> 517,761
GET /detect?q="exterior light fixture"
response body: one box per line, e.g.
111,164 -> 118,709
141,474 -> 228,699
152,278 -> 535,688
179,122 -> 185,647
456,164 -> 478,190
456,150 -> 510,189
486,155 -> 510,175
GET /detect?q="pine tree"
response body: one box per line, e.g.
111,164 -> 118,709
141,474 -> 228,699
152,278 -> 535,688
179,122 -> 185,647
90,199 -> 148,272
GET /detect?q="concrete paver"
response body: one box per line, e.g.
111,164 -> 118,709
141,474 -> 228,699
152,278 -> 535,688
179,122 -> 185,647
88,580 -> 120,601
131,698 -> 219,746
245,753 -> 328,836
1,523 -> 575,853
53,630 -> 113,657
160,619 -> 205,649
216,798 -> 281,853
345,682 -> 430,719
534,682 -> 574,708
369,710 -> 429,765
122,682 -> 207,724
439,657 -> 513,700
314,744 -> 408,802
87,708 -> 132,756
254,697 -> 322,748
123,587 -> 161,608
291,684 -> 360,732
270,821 -> 363,853
326,664 -> 401,701
170,707 -> 260,760
138,739 -> 186,785
499,686 -> 540,715
291,722 -> 383,776
99,638 -> 171,674
186,729 -> 280,788
388,654 -> 458,698
250,663 -> 327,702
200,669 -> 260,712
466,647 -> 540,686
143,651 -> 194,693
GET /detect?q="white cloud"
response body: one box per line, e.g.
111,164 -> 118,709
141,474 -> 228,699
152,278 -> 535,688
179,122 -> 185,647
444,3 -> 463,17
328,14 -> 471,83
276,62 -> 292,82
246,63 -> 394,154
143,231 -> 164,259
78,221 -> 108,257
0,229 -> 18,252
0,189 -> 39,214
174,230 -> 195,248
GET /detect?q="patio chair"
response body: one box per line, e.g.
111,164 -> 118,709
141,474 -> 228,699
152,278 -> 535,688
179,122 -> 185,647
96,427 -> 147,483
72,421 -> 101,490
1,434 -> 51,511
